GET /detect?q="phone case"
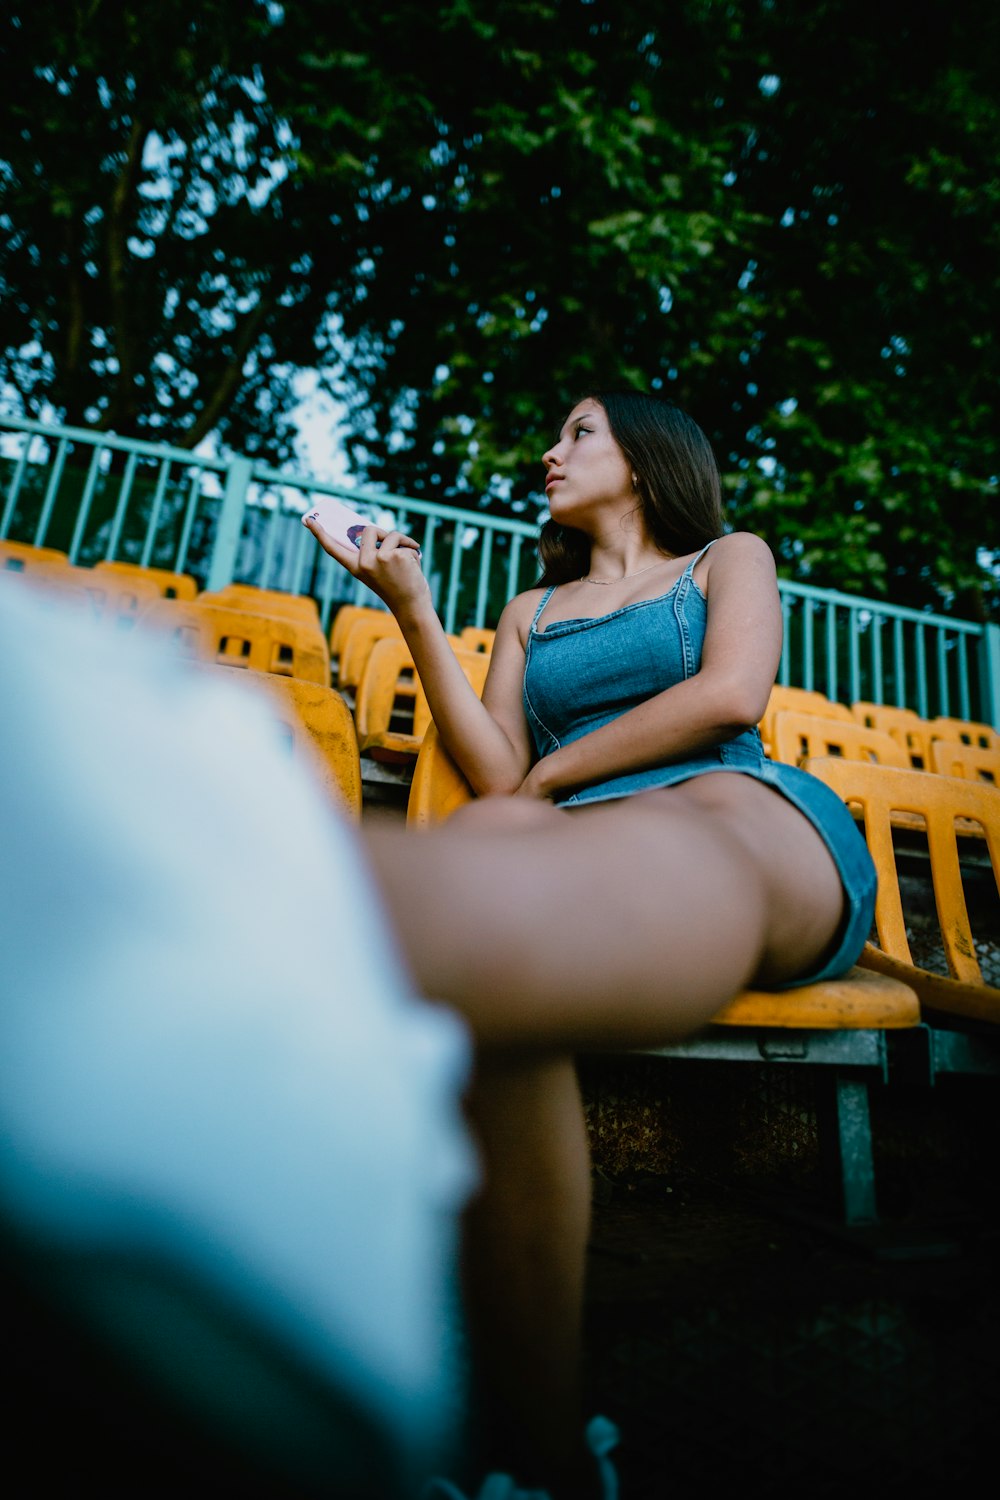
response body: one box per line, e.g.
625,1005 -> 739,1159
302,495 -> 373,550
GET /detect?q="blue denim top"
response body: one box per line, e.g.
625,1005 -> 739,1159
522,539 -> 766,806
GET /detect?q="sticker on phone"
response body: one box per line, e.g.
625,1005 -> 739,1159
302,496 -> 375,550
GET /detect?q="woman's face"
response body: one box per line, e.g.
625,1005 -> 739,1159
542,400 -> 634,528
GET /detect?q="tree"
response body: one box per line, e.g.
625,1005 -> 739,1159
0,0 -> 369,454
1,0 -> 997,614
721,0 -> 1000,620
293,0 -> 999,619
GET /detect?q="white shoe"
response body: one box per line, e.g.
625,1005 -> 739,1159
422,1415 -> 620,1500
421,1475 -> 551,1499
586,1415 -> 621,1500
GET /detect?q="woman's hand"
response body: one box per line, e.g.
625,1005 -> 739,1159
304,517 -> 430,618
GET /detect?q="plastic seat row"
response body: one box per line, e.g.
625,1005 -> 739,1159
760,684 -> 999,786
8,543 -> 991,806
330,602 -> 494,677
0,552 -> 190,623
1,540 -> 199,600
0,548 -> 483,813
1,551 -> 332,682
123,599 -> 356,810
1,542 -> 324,625
405,690 -> 1000,825
772,711 -> 999,784
356,650 -> 996,791
139,597 -> 331,685
339,620 -> 997,805
328,605 -> 495,774
1,543 -> 362,819
851,699 -> 999,763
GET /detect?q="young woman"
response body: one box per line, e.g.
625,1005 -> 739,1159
305,391 -> 877,1500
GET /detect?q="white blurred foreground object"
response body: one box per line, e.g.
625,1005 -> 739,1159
0,584 -> 477,1497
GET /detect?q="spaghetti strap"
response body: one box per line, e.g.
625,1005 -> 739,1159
530,586 -> 557,631
682,537 -> 721,577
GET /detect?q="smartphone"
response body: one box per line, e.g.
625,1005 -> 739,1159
302,495 -> 375,550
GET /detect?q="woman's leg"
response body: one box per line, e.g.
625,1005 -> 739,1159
461,1053 -> 595,1498
364,794 -> 772,1495
362,787 -> 843,1497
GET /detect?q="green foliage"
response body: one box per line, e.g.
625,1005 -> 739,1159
0,0 -> 997,615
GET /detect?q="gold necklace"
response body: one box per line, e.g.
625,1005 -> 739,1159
580,557 -> 670,585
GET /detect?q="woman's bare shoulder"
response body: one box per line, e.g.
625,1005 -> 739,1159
711,530 -> 776,563
497,586 -> 549,640
695,531 -> 777,599
703,531 -> 776,577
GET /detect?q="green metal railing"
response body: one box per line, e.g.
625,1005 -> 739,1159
0,415 -> 541,636
2,412 -> 997,727
776,581 -> 997,726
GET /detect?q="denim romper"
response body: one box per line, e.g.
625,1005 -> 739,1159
522,540 -> 877,987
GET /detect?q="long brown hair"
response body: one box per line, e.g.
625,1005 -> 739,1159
536,390 -> 725,586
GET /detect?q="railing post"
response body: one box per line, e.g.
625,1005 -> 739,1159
979,622 -> 1000,730
206,456 -> 253,591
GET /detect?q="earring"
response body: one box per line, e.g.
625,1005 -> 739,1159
631,472 -> 639,488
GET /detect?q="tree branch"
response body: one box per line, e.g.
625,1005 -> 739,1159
104,115 -> 151,429
63,234 -> 86,379
178,291 -> 276,450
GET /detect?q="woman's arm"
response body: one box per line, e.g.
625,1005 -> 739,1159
396,582 -> 538,795
305,517 -> 534,795
518,532 -> 781,799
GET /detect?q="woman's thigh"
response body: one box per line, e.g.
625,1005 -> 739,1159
445,776 -> 846,991
372,788 -> 773,1049
589,775 -> 846,987
444,793 -> 567,835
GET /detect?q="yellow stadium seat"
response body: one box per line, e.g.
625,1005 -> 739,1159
0,540 -> 70,571
803,757 -> 1000,1025
140,598 -> 330,684
406,723 -> 476,828
81,566 -> 167,622
329,604 -> 388,665
706,966 -> 921,1031
769,710 -> 911,770
759,685 -> 853,757
405,716 -> 921,1230
335,612 -> 406,696
849,702 -> 937,768
360,643 -> 490,765
336,610 -> 463,703
93,559 -> 198,601
200,583 -> 321,626
1,558 -> 166,626
412,647 -> 490,740
929,716 -> 1000,753
0,559 -> 100,619
929,739 -> 1000,785
851,701 -> 921,731
459,626 -> 496,654
354,637 -> 420,762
